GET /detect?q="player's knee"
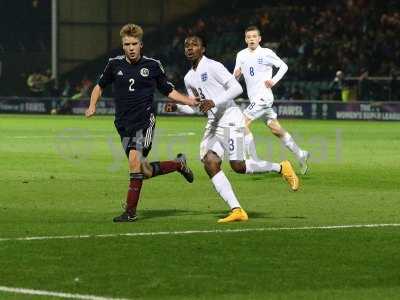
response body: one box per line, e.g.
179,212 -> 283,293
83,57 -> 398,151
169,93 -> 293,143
203,152 -> 220,168
142,167 -> 152,179
268,123 -> 283,137
128,151 -> 142,172
129,161 -> 141,173
245,118 -> 252,130
230,160 -> 246,174
271,128 -> 281,137
140,161 -> 153,179
203,152 -> 221,176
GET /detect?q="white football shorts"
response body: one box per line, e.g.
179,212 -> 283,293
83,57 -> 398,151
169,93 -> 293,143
243,98 -> 277,124
200,125 -> 245,161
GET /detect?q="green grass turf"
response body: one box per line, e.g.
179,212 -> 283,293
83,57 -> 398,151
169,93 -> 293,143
0,114 -> 399,299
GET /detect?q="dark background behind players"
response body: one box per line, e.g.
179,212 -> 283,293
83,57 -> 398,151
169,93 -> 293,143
0,0 -> 398,100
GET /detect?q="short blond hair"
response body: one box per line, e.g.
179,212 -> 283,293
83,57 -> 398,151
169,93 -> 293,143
120,24 -> 143,40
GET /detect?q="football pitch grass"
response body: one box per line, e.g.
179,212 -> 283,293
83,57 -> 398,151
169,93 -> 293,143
0,114 -> 399,300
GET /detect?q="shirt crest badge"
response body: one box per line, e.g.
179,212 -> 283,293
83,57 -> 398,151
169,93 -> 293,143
140,68 -> 149,77
201,72 -> 208,81
257,58 -> 263,64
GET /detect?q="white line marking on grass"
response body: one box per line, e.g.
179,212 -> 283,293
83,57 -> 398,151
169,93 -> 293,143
0,223 -> 399,243
10,132 -> 196,139
13,135 -> 108,139
0,286 -> 131,300
164,132 -> 196,137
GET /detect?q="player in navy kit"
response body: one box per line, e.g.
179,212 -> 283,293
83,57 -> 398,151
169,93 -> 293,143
85,24 -> 198,222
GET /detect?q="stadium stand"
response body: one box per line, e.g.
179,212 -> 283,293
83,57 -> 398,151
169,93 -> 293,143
0,0 -> 51,96
158,0 -> 400,100
58,0 -> 400,101
0,0 -> 399,100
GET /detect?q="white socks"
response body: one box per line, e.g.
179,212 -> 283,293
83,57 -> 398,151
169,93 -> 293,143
211,171 -> 241,210
246,131 -> 305,166
245,159 -> 281,174
245,132 -> 280,174
244,132 -> 259,160
281,132 -> 304,161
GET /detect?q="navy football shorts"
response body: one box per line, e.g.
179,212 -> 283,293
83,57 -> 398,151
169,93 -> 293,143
116,114 -> 156,158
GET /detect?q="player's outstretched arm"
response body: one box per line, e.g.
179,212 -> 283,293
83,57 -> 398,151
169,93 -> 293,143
266,61 -> 288,88
85,84 -> 103,118
213,77 -> 243,106
233,67 -> 242,80
164,101 -> 198,114
167,89 -> 199,106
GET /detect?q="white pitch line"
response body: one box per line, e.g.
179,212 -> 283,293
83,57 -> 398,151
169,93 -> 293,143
11,135 -> 108,139
0,286 -> 131,300
8,132 -> 196,139
0,223 -> 399,243
165,132 -> 196,137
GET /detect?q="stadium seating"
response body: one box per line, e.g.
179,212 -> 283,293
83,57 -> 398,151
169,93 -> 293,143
1,0 -> 398,100
0,1 -> 51,96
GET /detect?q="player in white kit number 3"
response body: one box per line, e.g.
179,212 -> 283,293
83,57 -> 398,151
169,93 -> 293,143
166,35 -> 299,223
234,26 -> 310,174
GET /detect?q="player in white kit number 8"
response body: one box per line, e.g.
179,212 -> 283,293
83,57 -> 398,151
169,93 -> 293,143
165,35 -> 299,223
234,26 -> 310,175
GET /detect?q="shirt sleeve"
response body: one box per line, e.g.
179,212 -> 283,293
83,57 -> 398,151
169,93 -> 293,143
176,104 -> 197,114
176,77 -> 198,114
210,61 -> 235,86
264,49 -> 284,68
271,61 -> 288,84
233,53 -> 241,73
264,49 -> 288,84
213,77 -> 243,106
155,61 -> 174,96
184,78 -> 196,97
97,60 -> 114,88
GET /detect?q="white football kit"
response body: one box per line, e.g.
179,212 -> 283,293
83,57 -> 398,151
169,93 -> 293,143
181,56 -> 245,161
234,46 -> 288,123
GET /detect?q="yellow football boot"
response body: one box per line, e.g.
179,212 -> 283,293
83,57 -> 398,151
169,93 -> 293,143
218,208 -> 249,223
280,160 -> 299,191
